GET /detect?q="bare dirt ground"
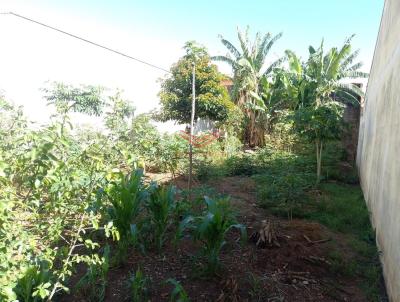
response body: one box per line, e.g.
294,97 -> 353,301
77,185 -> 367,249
63,175 -> 377,301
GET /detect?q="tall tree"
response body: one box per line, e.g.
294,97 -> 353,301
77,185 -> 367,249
157,41 -> 234,125
286,36 -> 368,182
213,27 -> 283,147
104,91 -> 135,140
43,82 -> 106,135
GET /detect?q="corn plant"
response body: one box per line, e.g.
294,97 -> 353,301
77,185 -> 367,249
179,197 -> 246,274
105,169 -> 146,260
146,184 -> 176,250
166,279 -> 190,302
13,260 -> 51,302
129,267 -> 150,302
196,197 -> 246,273
75,245 -> 110,302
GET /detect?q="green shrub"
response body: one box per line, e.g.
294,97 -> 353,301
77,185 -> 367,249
129,114 -> 161,169
221,135 -> 243,156
195,159 -> 227,181
13,260 -> 51,302
255,171 -> 314,219
76,246 -> 110,302
156,134 -> 188,176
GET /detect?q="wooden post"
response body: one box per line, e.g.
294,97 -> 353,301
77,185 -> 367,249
188,62 -> 195,201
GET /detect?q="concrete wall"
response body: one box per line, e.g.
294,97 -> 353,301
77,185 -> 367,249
342,102 -> 361,163
357,0 -> 400,300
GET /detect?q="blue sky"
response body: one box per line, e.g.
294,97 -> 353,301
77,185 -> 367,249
41,0 -> 383,67
0,0 -> 384,125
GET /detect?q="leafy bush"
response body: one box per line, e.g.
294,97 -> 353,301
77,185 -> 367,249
0,96 -> 109,301
129,114 -> 161,166
13,261 -> 51,302
76,246 -> 110,302
156,134 -> 188,176
255,171 -> 313,219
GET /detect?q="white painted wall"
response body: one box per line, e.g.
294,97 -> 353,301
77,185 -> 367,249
357,0 -> 400,300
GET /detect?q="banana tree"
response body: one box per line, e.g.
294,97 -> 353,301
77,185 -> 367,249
287,36 -> 368,182
213,27 -> 284,147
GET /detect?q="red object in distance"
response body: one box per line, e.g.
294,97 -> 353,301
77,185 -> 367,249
178,130 -> 219,148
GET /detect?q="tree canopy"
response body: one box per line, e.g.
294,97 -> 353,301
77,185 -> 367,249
286,36 -> 367,182
213,27 -> 283,146
157,41 -> 234,124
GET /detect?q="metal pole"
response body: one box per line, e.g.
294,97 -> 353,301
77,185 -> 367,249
188,62 -> 195,201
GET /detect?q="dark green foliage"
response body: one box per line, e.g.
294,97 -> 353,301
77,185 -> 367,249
255,172 -> 314,219
309,184 -> 382,300
157,41 -> 235,124
129,114 -> 161,165
105,170 -> 146,260
13,261 -> 51,302
179,197 -> 246,274
76,246 -> 110,302
129,267 -> 150,302
43,82 -> 105,116
195,159 -> 228,181
166,279 -> 190,302
305,183 -> 374,240
146,185 -> 177,250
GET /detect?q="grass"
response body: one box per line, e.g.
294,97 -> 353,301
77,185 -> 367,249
256,176 -> 384,300
196,144 -> 386,301
305,183 -> 374,241
305,183 -> 383,300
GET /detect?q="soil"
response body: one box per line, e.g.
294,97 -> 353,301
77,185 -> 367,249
62,175 -> 375,302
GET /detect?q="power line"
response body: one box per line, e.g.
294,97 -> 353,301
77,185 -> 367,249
1,11 -> 171,73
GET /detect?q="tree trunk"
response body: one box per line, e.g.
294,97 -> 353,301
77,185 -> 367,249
240,92 -> 265,148
315,139 -> 323,183
246,110 -> 265,148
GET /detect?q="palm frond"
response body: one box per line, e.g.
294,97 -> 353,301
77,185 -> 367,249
342,49 -> 360,69
255,32 -> 272,67
343,34 -> 355,46
345,70 -> 369,78
262,57 -> 285,77
211,55 -> 238,69
218,35 -> 241,59
237,27 -> 251,59
325,48 -> 339,79
337,82 -> 365,98
348,62 -> 363,71
329,35 -> 354,76
335,89 -> 360,105
252,32 -> 261,58
285,50 -> 302,75
263,32 -> 283,57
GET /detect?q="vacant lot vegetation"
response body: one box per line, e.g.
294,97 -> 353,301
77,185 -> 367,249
0,28 -> 387,301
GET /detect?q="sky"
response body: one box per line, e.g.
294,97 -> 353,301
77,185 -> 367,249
0,0 -> 384,128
